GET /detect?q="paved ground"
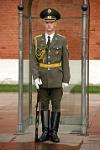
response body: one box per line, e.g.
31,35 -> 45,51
0,93 -> 100,149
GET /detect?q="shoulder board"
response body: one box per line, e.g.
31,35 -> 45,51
57,33 -> 65,38
34,34 -> 42,39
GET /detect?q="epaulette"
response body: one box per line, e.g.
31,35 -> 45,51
34,34 -> 42,39
57,33 -> 65,38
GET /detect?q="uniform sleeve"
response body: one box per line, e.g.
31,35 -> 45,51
62,37 -> 70,83
31,38 -> 39,80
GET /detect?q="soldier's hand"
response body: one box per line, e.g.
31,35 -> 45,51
62,83 -> 69,89
34,78 -> 42,89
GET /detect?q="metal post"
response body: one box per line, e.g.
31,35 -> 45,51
29,15 -> 33,125
28,0 -> 33,125
17,0 -> 24,133
81,0 -> 88,135
87,0 -> 90,128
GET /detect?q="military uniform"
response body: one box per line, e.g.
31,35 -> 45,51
32,8 -> 70,143
32,33 -> 70,88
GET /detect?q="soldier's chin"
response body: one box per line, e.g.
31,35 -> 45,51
47,29 -> 54,32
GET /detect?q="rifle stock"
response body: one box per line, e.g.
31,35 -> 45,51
35,90 -> 40,142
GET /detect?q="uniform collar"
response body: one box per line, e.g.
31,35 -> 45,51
45,32 -> 55,42
41,32 -> 58,48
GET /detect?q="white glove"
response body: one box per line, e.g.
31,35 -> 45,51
34,78 -> 42,89
62,83 -> 69,88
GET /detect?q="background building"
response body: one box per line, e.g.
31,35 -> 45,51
0,0 -> 100,84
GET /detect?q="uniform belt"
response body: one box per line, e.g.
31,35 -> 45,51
39,63 -> 61,68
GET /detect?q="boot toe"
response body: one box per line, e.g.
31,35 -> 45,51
51,131 -> 60,143
38,131 -> 49,142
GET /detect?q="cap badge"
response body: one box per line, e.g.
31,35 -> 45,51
48,9 -> 52,14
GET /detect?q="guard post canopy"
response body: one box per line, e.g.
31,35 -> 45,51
18,0 -> 90,135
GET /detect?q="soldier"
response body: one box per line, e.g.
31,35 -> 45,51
32,8 -> 70,142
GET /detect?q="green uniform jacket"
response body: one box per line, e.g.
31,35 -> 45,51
31,32 -> 70,88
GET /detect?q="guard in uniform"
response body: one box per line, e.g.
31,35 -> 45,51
32,8 -> 70,142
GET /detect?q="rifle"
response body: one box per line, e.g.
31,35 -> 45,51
35,90 -> 40,142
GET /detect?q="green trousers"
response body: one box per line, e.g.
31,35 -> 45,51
38,87 -> 63,112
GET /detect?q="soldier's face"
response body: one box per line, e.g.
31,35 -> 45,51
44,20 -> 57,33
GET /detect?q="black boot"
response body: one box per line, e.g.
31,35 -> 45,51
50,112 -> 60,143
38,110 -> 50,142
